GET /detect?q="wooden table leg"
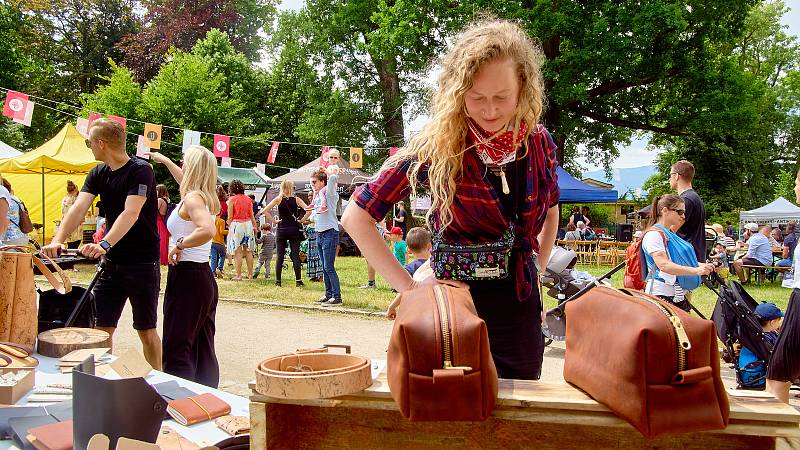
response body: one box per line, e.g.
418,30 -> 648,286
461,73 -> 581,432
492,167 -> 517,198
250,402 -> 267,450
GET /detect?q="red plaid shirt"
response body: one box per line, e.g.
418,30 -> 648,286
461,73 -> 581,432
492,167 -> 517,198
353,125 -> 560,299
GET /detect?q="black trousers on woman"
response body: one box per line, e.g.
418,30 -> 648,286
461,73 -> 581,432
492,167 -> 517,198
163,261 -> 220,388
466,251 -> 544,380
275,229 -> 302,282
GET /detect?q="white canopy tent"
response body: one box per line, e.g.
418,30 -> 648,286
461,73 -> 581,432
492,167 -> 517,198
739,197 -> 800,230
0,140 -> 22,158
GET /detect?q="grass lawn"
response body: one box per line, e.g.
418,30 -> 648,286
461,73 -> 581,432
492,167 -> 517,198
58,257 -> 793,316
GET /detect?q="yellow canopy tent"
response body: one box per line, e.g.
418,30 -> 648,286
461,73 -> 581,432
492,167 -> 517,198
0,124 -> 100,241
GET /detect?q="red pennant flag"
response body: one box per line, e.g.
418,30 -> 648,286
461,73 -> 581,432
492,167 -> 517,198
267,141 -> 280,164
390,147 -> 399,156
107,115 -> 127,131
87,111 -> 101,131
213,134 -> 230,157
320,146 -> 331,168
3,91 -> 29,121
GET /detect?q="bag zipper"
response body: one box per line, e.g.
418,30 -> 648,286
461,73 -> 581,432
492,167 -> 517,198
433,285 -> 473,371
637,295 -> 691,372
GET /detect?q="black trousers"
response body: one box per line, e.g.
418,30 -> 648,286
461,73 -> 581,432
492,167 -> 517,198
162,261 -> 220,388
276,229 -> 302,281
768,289 -> 800,382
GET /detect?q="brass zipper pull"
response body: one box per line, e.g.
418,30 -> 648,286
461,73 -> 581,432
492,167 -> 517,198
669,316 -> 692,350
444,361 -> 473,371
500,168 -> 510,194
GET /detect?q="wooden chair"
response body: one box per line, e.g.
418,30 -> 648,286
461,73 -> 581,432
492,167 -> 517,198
575,241 -> 597,266
615,241 -> 631,264
596,240 -> 617,266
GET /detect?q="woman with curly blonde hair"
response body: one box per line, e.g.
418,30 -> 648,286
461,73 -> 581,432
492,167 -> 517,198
342,19 -> 560,379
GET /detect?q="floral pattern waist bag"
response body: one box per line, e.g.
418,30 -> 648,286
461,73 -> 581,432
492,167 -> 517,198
431,222 -> 515,281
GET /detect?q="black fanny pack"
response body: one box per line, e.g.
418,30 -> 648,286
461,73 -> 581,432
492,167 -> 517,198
430,223 -> 515,281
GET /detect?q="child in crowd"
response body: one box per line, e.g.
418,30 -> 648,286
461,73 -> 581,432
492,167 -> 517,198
307,153 -> 341,214
390,226 -> 407,266
709,242 -> 730,279
739,302 -> 783,387
404,227 -> 431,277
253,222 -> 276,279
210,213 -> 228,278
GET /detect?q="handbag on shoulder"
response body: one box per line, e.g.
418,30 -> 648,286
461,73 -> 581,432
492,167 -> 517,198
387,284 -> 498,421
564,285 -> 729,438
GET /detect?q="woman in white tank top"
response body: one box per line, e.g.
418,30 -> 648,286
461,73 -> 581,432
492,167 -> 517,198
146,146 -> 222,388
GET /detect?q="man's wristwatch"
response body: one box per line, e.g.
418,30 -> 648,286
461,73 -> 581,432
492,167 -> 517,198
175,237 -> 185,250
98,240 -> 112,252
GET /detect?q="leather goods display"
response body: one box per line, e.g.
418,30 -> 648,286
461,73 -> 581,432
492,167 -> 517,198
564,286 -> 729,438
8,414 -> 57,450
214,415 -> 250,436
0,341 -> 39,370
27,419 -> 73,450
254,345 -> 372,400
387,284 -> 498,421
166,393 -> 231,426
0,247 -> 70,347
73,356 -> 167,450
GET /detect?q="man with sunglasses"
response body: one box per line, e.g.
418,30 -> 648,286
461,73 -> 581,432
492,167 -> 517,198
42,118 -> 162,370
670,160 -> 707,263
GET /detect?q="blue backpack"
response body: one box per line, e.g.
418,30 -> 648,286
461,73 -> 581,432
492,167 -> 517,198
641,224 -> 701,290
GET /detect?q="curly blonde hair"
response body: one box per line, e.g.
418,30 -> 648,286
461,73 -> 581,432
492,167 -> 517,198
181,145 -> 221,215
379,18 -> 546,230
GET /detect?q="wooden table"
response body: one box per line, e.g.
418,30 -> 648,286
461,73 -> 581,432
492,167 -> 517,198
249,371 -> 800,449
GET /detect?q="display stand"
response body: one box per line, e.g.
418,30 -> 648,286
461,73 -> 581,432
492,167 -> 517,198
249,368 -> 800,449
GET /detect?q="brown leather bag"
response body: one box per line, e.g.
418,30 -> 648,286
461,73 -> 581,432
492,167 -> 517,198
564,286 -> 730,438
0,246 -> 70,347
388,284 -> 498,421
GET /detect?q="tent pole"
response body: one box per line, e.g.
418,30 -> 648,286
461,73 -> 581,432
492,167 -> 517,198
41,166 -> 46,242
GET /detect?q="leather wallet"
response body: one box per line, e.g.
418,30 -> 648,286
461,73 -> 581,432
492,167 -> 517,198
27,420 -> 73,450
8,415 -> 58,450
0,406 -> 46,440
167,393 -> 230,426
214,415 -> 250,436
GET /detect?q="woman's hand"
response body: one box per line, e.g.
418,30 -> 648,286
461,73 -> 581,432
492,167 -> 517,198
695,263 -> 714,276
144,151 -> 169,165
168,246 -> 183,265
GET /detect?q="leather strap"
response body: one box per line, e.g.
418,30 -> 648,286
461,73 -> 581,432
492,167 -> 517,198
255,348 -> 372,399
0,246 -> 72,294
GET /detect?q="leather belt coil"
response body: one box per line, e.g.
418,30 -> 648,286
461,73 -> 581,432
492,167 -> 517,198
254,345 -> 372,399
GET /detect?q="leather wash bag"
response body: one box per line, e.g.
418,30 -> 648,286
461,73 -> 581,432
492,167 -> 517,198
388,284 -> 498,421
564,286 -> 729,438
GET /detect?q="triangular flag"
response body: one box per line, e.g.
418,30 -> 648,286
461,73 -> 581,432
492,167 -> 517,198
3,91 -> 29,121
12,101 -> 34,126
87,111 -> 101,131
213,134 -> 230,157
390,147 -> 399,156
143,123 -> 162,149
136,135 -> 149,159
320,146 -> 331,168
267,141 -> 279,164
107,115 -> 127,131
349,147 -> 363,168
182,129 -> 201,154
256,163 -> 265,174
221,157 -> 232,168
76,117 -> 89,137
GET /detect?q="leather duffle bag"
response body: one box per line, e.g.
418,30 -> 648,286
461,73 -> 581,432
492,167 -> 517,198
388,284 -> 498,421
0,246 -> 70,347
564,285 -> 729,438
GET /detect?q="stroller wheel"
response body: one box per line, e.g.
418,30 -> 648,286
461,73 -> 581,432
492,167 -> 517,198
543,332 -> 553,347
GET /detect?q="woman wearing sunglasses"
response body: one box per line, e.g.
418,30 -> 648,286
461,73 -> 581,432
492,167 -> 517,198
641,194 -> 715,312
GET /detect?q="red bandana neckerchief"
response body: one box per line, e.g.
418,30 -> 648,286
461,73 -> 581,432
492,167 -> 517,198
467,118 -> 529,166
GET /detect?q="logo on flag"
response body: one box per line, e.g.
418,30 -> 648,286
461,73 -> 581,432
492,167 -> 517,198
267,141 -> 280,164
182,129 -> 201,154
3,91 -> 29,121
221,157 -> 232,168
213,134 -> 230,157
136,136 -> 150,159
12,101 -> 34,127
143,123 -> 162,149
349,147 -> 363,168
320,146 -> 331,168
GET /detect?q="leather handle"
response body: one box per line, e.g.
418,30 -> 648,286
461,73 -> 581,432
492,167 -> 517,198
0,246 -> 72,294
672,366 -> 712,385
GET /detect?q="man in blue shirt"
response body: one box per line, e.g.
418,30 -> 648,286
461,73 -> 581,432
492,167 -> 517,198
733,225 -> 774,283
311,152 -> 342,306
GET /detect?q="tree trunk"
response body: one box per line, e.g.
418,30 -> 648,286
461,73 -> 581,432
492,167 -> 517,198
543,106 -> 566,164
374,57 -> 405,147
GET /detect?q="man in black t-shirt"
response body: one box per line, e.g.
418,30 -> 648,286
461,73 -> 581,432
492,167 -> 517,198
42,118 -> 162,369
670,160 -> 706,263
393,201 -> 408,238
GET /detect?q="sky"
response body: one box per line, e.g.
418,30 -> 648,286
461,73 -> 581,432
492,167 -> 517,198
276,1 -> 800,172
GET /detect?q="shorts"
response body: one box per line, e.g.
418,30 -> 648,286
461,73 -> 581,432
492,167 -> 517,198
227,221 -> 255,254
93,259 -> 160,330
767,289 -> 800,382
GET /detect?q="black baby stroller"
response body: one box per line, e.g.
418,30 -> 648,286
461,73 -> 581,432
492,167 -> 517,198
709,275 -> 774,389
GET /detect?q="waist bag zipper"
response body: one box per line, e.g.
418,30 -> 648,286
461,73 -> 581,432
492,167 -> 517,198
639,296 -> 691,372
433,285 -> 472,371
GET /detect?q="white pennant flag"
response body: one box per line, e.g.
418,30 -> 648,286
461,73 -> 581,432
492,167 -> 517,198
136,135 -> 150,159
76,117 -> 89,137
12,101 -> 34,127
182,129 -> 201,154
255,163 -> 265,174
221,157 -> 232,168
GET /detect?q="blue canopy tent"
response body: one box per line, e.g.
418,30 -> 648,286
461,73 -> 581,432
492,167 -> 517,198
557,166 -> 618,203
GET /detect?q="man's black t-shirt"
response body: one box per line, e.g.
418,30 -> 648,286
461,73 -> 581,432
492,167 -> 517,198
678,188 -> 706,262
394,208 -> 408,235
82,157 -> 159,264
